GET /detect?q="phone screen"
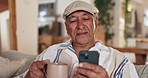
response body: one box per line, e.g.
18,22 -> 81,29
79,51 -> 99,65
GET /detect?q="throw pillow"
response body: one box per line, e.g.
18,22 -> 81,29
0,56 -> 28,78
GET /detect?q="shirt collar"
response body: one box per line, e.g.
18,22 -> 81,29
57,40 -> 104,61
58,39 -> 104,50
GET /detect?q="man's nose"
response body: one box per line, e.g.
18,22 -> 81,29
77,20 -> 84,29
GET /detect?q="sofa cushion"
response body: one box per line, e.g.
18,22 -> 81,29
135,65 -> 148,78
14,56 -> 36,77
0,56 -> 28,78
0,51 -> 36,77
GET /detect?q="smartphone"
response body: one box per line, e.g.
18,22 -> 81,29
79,51 -> 99,65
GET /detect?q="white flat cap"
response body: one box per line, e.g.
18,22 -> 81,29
63,1 -> 99,20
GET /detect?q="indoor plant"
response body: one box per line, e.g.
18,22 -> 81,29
94,0 -> 115,43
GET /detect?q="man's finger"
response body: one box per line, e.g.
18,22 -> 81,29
77,67 -> 98,78
29,70 -> 44,78
43,59 -> 50,63
77,72 -> 89,78
27,60 -> 50,78
78,63 -> 105,73
31,59 -> 50,70
29,65 -> 46,77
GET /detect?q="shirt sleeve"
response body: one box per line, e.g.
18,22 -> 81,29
123,62 -> 139,78
15,49 -> 47,78
35,49 -> 47,61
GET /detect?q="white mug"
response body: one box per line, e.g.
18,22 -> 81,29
46,63 -> 68,78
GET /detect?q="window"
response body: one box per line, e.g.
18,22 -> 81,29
144,9 -> 148,26
38,0 -> 56,23
39,3 -> 54,17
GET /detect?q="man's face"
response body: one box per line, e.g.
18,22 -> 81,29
65,11 -> 97,45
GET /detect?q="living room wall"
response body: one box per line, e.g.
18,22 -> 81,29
15,0 -> 38,55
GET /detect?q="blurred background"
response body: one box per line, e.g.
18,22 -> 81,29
0,0 -> 148,65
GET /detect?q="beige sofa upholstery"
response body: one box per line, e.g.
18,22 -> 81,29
135,65 -> 148,78
0,50 -> 148,78
0,50 -> 36,77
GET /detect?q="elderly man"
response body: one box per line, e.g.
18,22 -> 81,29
25,1 -> 138,78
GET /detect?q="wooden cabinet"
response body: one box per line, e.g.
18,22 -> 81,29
38,35 -> 69,53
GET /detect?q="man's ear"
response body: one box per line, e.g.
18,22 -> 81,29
65,21 -> 69,35
65,21 -> 67,27
65,22 -> 68,29
95,16 -> 99,29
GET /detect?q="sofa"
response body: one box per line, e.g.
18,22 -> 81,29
135,65 -> 148,78
0,50 -> 148,78
0,50 -> 36,78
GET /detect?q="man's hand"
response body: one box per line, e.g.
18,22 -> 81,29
75,63 -> 109,78
25,59 -> 50,78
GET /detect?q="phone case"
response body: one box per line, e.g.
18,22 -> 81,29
79,51 -> 99,65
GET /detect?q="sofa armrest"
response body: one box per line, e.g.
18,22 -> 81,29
1,50 -> 36,60
1,50 -> 36,76
135,65 -> 148,78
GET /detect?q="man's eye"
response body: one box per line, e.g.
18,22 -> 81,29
69,20 -> 77,23
83,18 -> 91,21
